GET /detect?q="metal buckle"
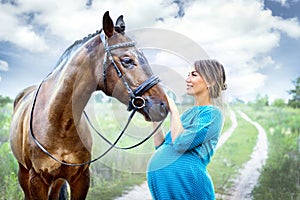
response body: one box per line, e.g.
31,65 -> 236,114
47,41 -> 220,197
131,96 -> 146,109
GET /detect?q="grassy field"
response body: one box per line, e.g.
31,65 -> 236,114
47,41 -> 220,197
208,110 -> 258,195
239,106 -> 300,200
1,102 -> 299,199
0,104 -> 23,200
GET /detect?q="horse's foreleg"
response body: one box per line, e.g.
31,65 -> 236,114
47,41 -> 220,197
29,168 -> 50,200
69,168 -> 90,200
18,163 -> 31,200
49,179 -> 68,200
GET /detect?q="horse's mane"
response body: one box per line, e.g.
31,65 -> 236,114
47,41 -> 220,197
54,29 -> 102,69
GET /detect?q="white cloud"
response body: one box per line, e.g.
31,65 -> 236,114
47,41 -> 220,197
148,0 -> 300,100
0,0 -> 299,100
0,60 -> 9,71
229,71 -> 268,97
0,60 -> 8,83
0,0 -> 178,51
273,0 -> 289,7
10,0 -> 177,43
273,17 -> 300,38
0,3 -> 49,52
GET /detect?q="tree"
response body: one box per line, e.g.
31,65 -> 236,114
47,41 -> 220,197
288,77 -> 300,109
0,95 -> 12,107
251,94 -> 269,107
272,98 -> 286,108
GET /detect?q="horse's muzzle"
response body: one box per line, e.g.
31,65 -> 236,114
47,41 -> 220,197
142,100 -> 169,122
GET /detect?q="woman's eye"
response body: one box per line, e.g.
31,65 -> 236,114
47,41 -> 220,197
121,57 -> 135,68
188,71 -> 198,77
191,71 -> 198,76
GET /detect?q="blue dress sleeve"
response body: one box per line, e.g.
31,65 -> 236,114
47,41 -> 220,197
172,106 -> 223,153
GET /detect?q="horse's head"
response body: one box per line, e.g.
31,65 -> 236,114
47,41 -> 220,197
98,11 -> 169,121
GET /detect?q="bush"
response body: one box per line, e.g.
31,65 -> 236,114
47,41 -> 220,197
0,142 -> 22,199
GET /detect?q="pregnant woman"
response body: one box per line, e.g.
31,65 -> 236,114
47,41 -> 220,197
147,59 -> 227,200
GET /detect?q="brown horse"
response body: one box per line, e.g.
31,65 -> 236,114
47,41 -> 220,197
10,11 -> 169,200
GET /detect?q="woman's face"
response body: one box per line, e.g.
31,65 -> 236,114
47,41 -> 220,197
185,69 -> 208,97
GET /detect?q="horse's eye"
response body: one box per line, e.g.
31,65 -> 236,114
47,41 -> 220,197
121,57 -> 135,68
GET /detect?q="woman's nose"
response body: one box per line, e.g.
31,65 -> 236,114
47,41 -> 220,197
186,76 -> 191,82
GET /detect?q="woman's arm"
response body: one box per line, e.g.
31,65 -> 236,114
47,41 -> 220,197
152,96 -> 184,147
167,96 -> 184,143
153,122 -> 165,147
172,107 -> 223,153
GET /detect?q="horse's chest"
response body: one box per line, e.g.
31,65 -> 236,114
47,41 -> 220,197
32,156 -> 87,181
32,146 -> 89,174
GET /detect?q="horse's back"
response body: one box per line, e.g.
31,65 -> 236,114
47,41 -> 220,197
10,85 -> 37,168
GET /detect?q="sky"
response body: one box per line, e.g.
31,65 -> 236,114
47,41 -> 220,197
0,0 -> 300,103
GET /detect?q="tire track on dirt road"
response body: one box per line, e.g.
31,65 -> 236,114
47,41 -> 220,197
217,110 -> 238,149
226,111 -> 268,200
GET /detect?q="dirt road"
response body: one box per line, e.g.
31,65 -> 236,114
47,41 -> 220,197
228,111 -> 268,200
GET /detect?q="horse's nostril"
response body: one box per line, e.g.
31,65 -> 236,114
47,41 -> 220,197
158,101 -> 167,108
159,102 -> 168,116
146,101 -> 169,121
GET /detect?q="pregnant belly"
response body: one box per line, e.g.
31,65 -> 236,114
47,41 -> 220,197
147,144 -> 199,172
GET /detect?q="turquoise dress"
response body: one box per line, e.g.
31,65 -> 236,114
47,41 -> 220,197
147,106 -> 223,200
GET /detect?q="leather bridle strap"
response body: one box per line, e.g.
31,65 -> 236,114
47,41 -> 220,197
133,75 -> 160,97
127,75 -> 160,111
99,32 -> 161,111
100,32 -> 135,96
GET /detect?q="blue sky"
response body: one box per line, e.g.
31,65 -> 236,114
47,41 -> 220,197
0,0 -> 299,103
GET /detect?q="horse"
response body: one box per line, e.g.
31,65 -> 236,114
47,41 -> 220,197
9,11 -> 169,200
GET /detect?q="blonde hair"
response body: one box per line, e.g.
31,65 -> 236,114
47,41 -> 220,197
194,59 -> 227,106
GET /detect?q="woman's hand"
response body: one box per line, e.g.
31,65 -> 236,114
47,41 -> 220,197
166,95 -> 177,114
166,95 -> 184,142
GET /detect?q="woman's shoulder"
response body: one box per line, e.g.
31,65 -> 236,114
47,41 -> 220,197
190,105 -> 220,113
185,105 -> 222,120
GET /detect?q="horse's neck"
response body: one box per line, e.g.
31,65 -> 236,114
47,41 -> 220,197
46,40 -> 101,125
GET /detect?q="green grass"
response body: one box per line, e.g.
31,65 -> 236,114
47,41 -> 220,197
221,109 -> 233,134
208,110 -> 258,194
240,106 -> 300,200
87,172 -> 146,200
4,102 -> 298,199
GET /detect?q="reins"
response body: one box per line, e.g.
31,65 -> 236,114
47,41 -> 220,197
83,111 -> 163,150
29,31 -> 164,166
30,83 -> 137,166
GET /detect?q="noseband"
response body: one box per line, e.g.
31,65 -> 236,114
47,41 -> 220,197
100,32 -> 160,111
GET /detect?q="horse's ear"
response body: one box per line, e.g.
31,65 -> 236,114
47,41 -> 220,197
115,15 -> 125,34
103,11 -> 114,38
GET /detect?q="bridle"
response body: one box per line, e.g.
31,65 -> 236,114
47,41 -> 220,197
29,31 -> 164,166
99,31 -> 160,111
